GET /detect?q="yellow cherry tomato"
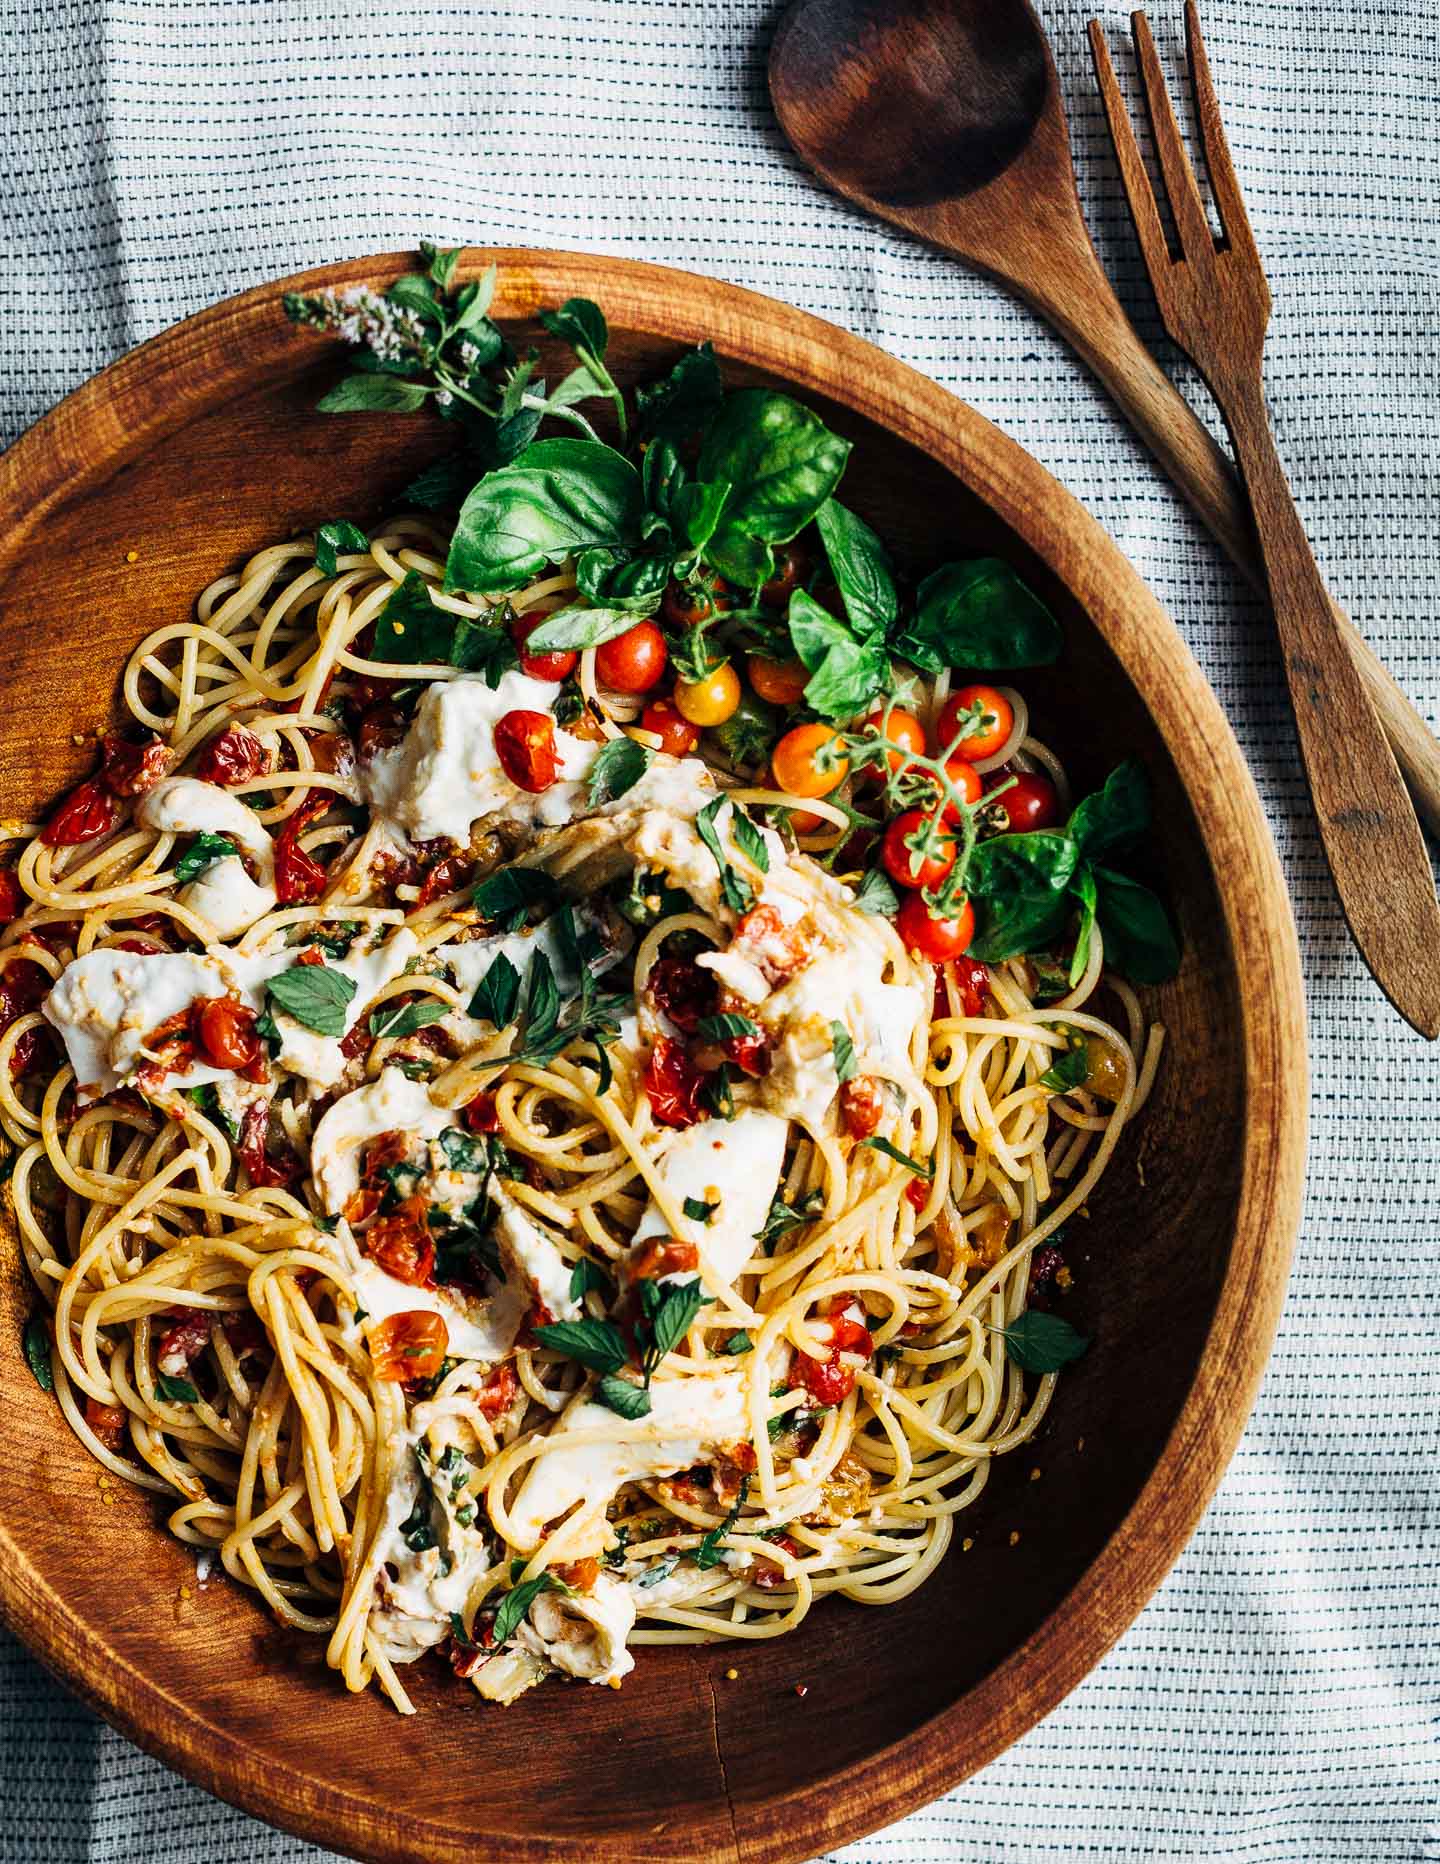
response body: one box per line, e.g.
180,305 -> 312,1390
673,662 -> 742,727
771,722 -> 848,799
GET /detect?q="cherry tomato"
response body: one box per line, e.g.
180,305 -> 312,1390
881,809 -> 958,891
896,891 -> 975,962
304,729 -> 355,777
236,1101 -> 302,1188
192,996 -> 262,1072
41,779 -> 122,848
661,574 -> 730,629
511,611 -> 578,682
937,686 -> 1014,763
357,704 -> 407,761
195,725 -> 270,786
758,539 -> 813,610
647,956 -> 718,1034
474,1362 -> 518,1417
415,853 -> 471,906
101,731 -> 171,797
942,758 -> 984,809
156,1311 -> 212,1372
864,706 -> 927,776
839,1075 -> 884,1138
982,769 -> 1058,833
629,1237 -> 701,1283
595,621 -> 667,694
364,1194 -> 435,1287
462,1091 -> 500,1133
643,1036 -> 705,1128
771,723 -> 848,799
494,709 -> 561,793
905,1177 -> 929,1213
640,698 -> 701,756
0,871 -> 23,922
272,793 -> 332,905
369,1310 -> 448,1384
746,655 -> 810,706
954,957 -> 991,1018
674,661 -> 741,727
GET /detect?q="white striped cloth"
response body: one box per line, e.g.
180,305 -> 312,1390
2,2 -> 1437,1859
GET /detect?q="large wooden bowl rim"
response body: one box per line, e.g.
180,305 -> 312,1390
0,250 -> 1306,1862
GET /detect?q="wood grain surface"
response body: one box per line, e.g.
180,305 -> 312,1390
0,250 -> 1308,1864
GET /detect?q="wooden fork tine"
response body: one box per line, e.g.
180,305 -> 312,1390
1087,21 -> 1172,282
1130,10 -> 1215,261
1184,1 -> 1261,266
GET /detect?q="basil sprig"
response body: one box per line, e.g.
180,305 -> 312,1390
266,961 -> 357,1037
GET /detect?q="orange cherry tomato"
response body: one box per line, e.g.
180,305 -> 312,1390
881,810 -> 958,892
864,705 -> 927,776
673,662 -> 741,727
641,698 -> 701,756
937,686 -> 1014,763
368,1310 -> 448,1384
192,996 -> 263,1071
771,723 -> 848,800
364,1194 -> 435,1287
896,892 -> 976,962
943,758 -> 984,808
595,621 -> 668,693
494,709 -> 561,792
510,611 -> 578,682
747,655 -> 810,707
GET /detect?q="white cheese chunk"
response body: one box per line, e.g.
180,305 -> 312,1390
492,1186 -> 581,1322
178,856 -> 276,941
139,776 -> 275,870
368,1432 -> 494,1664
756,951 -> 924,1129
508,1370 -> 748,1551
627,796 -> 783,923
310,1068 -> 451,1213
631,1109 -> 787,1290
518,1572 -> 635,1686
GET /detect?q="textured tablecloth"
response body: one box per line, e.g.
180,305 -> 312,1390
3,1 -> 1438,1858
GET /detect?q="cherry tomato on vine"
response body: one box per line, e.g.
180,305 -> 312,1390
937,685 -> 1014,763
771,723 -> 848,799
595,621 -> 667,694
494,710 -> 561,793
864,706 -> 926,776
661,575 -> 730,629
881,810 -> 958,892
510,611 -> 578,682
758,539 -> 812,610
674,662 -> 741,727
982,770 -> 1058,833
746,655 -> 810,707
641,697 -> 701,756
896,891 -> 975,962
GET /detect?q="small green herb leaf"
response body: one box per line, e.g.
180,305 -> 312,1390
369,1000 -> 448,1040
445,440 -> 643,596
861,1136 -> 933,1178
315,520 -> 370,578
587,735 -> 653,806
638,1276 -> 711,1381
596,1374 -> 652,1420
472,867 -> 560,932
493,1571 -> 572,1645
569,1257 -> 611,1303
316,375 -> 429,415
893,559 -> 1063,674
729,809 -> 771,875
695,1012 -> 761,1043
1038,1038 -> 1088,1092
682,1195 -> 719,1224
851,868 -> 900,916
1093,867 -> 1181,984
1000,1309 -> 1090,1373
174,831 -> 237,884
636,342 -> 723,443
156,1374 -> 199,1404
694,1473 -> 751,1570
22,1317 -> 52,1393
830,1022 -> 857,1085
532,1318 -> 629,1375
695,797 -> 755,915
468,950 -> 523,1026
267,963 -> 357,1037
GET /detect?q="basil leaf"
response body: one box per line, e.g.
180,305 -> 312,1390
698,390 -> 851,545
695,797 -> 755,914
524,605 -> 648,654
694,1472 -> 751,1570
569,1258 -> 611,1303
1000,1309 -> 1090,1373
637,342 -> 723,443
156,1374 -> 199,1404
174,830 -> 236,884
1067,761 -> 1151,863
640,1277 -> 711,1378
437,1127 -> 492,1173
472,867 -> 559,932
540,297 -> 609,361
596,1374 -> 652,1420
184,1083 -> 239,1140
682,1195 -> 718,1223
315,520 -> 370,579
445,439 -> 643,595
372,570 -> 456,665
1093,867 -> 1181,984
965,831 -> 1080,962
532,1317 -> 629,1374
1038,1038 -> 1089,1092
316,374 -> 429,414
830,1022 -> 857,1085
420,240 -> 461,288
493,1571 -> 571,1646
22,1316 -> 52,1393
523,950 -> 561,1051
719,1329 -> 752,1356
788,590 -> 889,721
450,616 -> 520,688
815,499 -> 897,633
851,868 -> 900,916
401,454 -> 476,512
729,810 -> 770,875
369,1000 -> 448,1040
468,950 -> 522,1026
893,559 -> 1063,673
1069,862 -> 1098,988
861,1136 -> 932,1178
759,1188 -> 824,1247
695,1013 -> 761,1043
587,736 -> 653,806
705,524 -> 775,591
673,479 -> 731,554
266,963 -> 357,1037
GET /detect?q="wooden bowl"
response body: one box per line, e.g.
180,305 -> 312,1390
0,251 -> 1306,1863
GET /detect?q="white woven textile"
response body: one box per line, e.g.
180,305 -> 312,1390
2,2 -> 1437,1859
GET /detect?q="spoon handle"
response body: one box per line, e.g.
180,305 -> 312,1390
1018,238 -> 1440,837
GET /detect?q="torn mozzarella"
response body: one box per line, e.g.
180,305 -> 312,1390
178,857 -> 276,940
310,1068 -> 450,1212
755,951 -> 924,1130
42,949 -> 234,1100
229,928 -> 420,1088
350,1255 -> 524,1365
139,776 -> 275,871
491,1185 -> 580,1322
627,796 -> 781,924
368,1433 -> 494,1664
508,1371 -> 749,1552
631,1110 -> 787,1290
518,1572 -> 635,1686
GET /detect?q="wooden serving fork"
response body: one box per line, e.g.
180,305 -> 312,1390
1090,3 -> 1440,1038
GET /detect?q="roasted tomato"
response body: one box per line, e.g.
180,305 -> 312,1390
8,1025 -> 57,1079
156,1311 -> 213,1374
415,853 -> 471,907
494,709 -> 561,793
192,996 -> 263,1074
511,610 -> 578,682
788,1313 -> 873,1405
84,1397 -> 128,1451
462,1091 -> 501,1133
839,1075 -> 884,1139
751,1533 -> 801,1589
643,1036 -> 705,1128
953,958 -> 991,1018
305,729 -> 356,777
273,792 -> 334,905
905,1176 -> 929,1213
368,1310 -> 448,1384
628,1237 -> 700,1282
364,1194 -> 435,1287
195,725 -> 271,786
41,779 -> 122,848
236,1101 -> 302,1187
647,955 -> 717,1035
475,1362 -> 519,1418
0,871 -> 22,922
357,703 -> 408,761
101,731 -> 171,797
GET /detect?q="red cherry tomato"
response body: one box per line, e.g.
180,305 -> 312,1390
84,1397 -> 128,1451
661,575 -> 731,629
641,698 -> 701,756
643,1036 -> 705,1128
647,956 -> 718,1035
192,996 -> 263,1072
0,872 -> 23,922
983,770 -> 1059,833
758,540 -> 813,610
881,809 -> 958,892
236,1101 -> 302,1188
595,621 -> 668,694
905,1177 -> 929,1213
41,779 -> 122,848
101,731 -> 171,798
511,611 -> 578,682
195,725 -> 270,787
937,686 -> 1014,763
462,1091 -> 500,1132
369,1310 -> 448,1384
896,891 -> 976,962
746,656 -> 810,707
474,1363 -> 518,1417
941,758 -> 984,809
494,709 -> 561,793
954,958 -> 991,1018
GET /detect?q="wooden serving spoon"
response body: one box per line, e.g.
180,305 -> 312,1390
769,0 -> 1440,840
